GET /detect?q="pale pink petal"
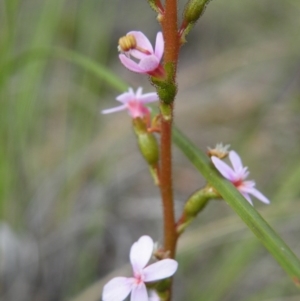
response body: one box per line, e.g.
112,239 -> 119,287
130,50 -> 151,60
139,92 -> 158,104
116,90 -> 135,104
130,236 -> 153,271
243,187 -> 270,204
136,87 -> 143,98
127,101 -> 150,118
240,167 -> 250,179
129,31 -> 153,53
149,290 -> 160,301
102,277 -> 134,301
242,180 -> 255,189
229,151 -> 244,173
119,54 -> 144,73
241,192 -> 253,206
139,56 -> 160,72
211,156 -> 236,181
143,259 -> 178,282
130,283 -> 148,301
101,104 -> 127,114
154,32 -> 164,61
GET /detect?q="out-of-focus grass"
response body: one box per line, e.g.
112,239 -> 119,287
0,0 -> 300,301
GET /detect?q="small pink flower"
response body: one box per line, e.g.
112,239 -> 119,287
211,150 -> 270,206
118,31 -> 165,77
102,236 -> 178,301
101,87 -> 158,119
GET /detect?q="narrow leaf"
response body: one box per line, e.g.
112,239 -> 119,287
173,127 -> 300,286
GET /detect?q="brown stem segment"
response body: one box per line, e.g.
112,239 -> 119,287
159,0 -> 179,258
160,111 -> 177,258
158,1 -> 179,300
162,0 -> 180,69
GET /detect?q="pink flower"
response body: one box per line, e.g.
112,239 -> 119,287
101,87 -> 158,119
102,236 -> 178,301
118,31 -> 165,77
211,150 -> 270,206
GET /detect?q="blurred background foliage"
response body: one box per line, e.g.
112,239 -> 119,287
0,0 -> 300,300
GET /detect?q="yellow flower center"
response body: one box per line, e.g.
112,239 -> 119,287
118,35 -> 137,52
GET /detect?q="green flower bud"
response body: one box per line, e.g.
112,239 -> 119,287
147,0 -> 160,13
184,185 -> 219,217
133,118 -> 159,166
137,132 -> 159,165
177,185 -> 220,234
183,0 -> 211,25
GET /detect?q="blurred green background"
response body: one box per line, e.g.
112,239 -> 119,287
0,0 -> 300,300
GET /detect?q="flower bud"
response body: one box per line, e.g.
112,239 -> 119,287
185,185 -> 220,217
147,0 -> 160,14
183,0 -> 211,25
133,118 -> 159,166
207,143 -> 230,159
177,185 -> 220,234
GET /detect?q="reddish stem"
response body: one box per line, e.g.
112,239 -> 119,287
159,0 -> 179,258
160,111 -> 177,258
158,1 -> 180,300
162,0 -> 179,67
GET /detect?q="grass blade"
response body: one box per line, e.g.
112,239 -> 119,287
173,127 -> 300,286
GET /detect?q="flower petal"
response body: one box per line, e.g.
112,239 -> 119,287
229,151 -> 244,173
139,56 -> 160,72
243,187 -> 270,204
139,92 -> 158,104
127,101 -> 150,118
211,156 -> 237,181
154,32 -> 164,61
130,283 -> 148,301
101,104 -> 127,114
149,290 -> 160,301
130,236 -> 153,271
143,259 -> 178,282
242,180 -> 255,188
119,54 -> 144,73
116,89 -> 135,104
241,192 -> 253,206
102,277 -> 134,301
129,31 -> 153,54
136,87 -> 143,98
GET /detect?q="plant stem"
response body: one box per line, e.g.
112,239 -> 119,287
158,2 -> 179,300
160,111 -> 177,258
159,0 -> 179,259
162,0 -> 179,67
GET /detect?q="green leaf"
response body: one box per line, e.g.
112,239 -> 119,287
1,47 -> 128,92
173,127 -> 300,286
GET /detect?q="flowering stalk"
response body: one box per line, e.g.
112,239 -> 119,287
155,2 -> 180,300
158,0 -> 179,262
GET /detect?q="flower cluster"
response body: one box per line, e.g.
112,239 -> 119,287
101,31 -> 164,122
211,150 -> 270,206
102,236 -> 178,301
